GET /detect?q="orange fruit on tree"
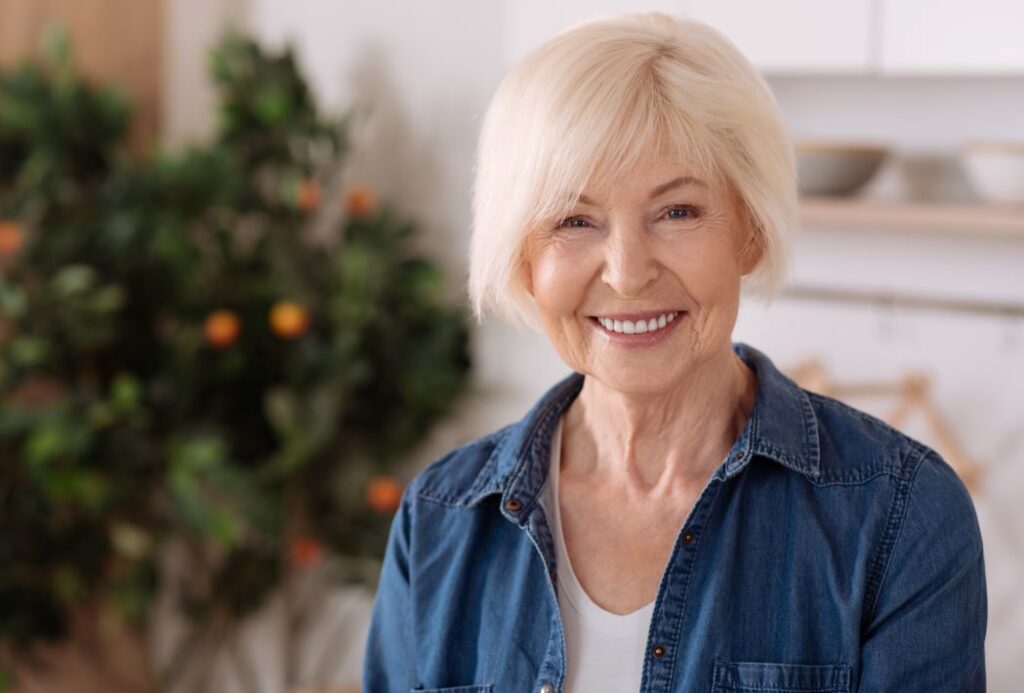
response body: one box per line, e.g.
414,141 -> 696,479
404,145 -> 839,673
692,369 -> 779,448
296,178 -> 321,212
269,301 -> 310,339
203,309 -> 241,349
366,475 -> 404,513
289,536 -> 324,569
0,220 -> 24,256
344,184 -> 376,217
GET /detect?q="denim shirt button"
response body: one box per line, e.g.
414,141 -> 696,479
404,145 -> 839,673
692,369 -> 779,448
652,644 -> 667,658
682,529 -> 694,544
505,498 -> 523,511
539,683 -> 554,693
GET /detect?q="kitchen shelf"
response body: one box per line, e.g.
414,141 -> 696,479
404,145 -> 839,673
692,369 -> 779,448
799,197 -> 1024,237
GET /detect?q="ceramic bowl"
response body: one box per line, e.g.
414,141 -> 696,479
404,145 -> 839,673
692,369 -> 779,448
794,140 -> 889,197
962,140 -> 1024,204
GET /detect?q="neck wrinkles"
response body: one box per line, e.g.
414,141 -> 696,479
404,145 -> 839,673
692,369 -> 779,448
562,348 -> 757,493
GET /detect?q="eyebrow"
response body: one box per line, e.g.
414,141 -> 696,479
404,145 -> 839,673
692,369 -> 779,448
578,176 -> 707,205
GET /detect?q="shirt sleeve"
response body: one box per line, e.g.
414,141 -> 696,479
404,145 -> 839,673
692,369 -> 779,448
858,450 -> 987,692
362,485 -> 418,692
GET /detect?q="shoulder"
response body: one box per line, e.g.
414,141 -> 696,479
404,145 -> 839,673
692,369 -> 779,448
797,388 -> 983,613
806,388 -> 983,537
816,387 -> 990,632
402,372 -> 584,508
802,387 -> 979,549
802,387 -> 949,486
405,423 -> 517,507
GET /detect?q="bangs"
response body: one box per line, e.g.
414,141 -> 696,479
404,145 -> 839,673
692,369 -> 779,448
523,54 -> 723,233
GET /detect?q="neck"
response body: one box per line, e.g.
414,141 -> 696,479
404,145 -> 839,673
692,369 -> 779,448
562,348 -> 757,494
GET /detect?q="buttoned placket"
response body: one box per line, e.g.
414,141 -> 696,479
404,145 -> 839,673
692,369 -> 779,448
637,470 -> 728,692
520,498 -> 566,693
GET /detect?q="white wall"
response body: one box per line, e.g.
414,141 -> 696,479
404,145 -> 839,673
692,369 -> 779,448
163,0 -> 247,147
167,2 -> 1024,688
245,0 -> 507,292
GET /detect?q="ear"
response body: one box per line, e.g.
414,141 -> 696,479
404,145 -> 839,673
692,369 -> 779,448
739,226 -> 764,276
734,201 -> 763,275
727,184 -> 762,275
516,241 -> 536,297
519,257 -> 535,297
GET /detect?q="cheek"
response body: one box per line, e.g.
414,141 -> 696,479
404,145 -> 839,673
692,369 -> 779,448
671,237 -> 743,299
530,245 -> 594,316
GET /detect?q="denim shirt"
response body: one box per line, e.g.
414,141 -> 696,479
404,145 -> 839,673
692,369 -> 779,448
363,342 -> 987,692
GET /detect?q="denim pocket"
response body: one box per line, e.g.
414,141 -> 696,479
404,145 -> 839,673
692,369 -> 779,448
712,659 -> 852,692
411,686 -> 493,693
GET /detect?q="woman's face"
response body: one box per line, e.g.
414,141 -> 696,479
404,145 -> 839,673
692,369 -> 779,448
521,149 -> 760,395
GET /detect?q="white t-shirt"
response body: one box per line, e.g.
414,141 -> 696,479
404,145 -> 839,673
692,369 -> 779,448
537,419 -> 656,692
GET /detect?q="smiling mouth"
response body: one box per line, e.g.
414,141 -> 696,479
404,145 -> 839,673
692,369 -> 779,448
591,311 -> 681,335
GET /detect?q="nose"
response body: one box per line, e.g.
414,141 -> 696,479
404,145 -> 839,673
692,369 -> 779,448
600,220 -> 660,297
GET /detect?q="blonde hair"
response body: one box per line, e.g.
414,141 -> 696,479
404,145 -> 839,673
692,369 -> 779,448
468,12 -> 798,327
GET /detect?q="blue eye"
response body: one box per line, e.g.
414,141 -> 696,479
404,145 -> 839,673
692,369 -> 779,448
666,205 -> 701,220
556,216 -> 590,229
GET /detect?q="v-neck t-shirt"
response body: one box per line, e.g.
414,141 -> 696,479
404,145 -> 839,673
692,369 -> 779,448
537,419 -> 656,691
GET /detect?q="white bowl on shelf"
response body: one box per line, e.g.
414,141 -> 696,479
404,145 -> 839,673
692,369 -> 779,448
962,140 -> 1024,204
794,140 -> 889,197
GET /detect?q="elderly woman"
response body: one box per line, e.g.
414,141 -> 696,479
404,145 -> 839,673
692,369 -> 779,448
363,13 -> 986,693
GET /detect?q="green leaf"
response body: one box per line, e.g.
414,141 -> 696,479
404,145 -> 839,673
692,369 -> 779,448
108,372 -> 141,415
255,84 -> 291,125
51,264 -> 97,298
263,386 -> 297,433
167,434 -> 261,548
43,468 -> 109,511
87,284 -> 125,314
0,279 -> 28,318
42,24 -> 72,70
86,401 -> 115,427
25,422 -> 69,468
110,522 -> 153,560
8,335 -> 50,367
52,564 -> 85,604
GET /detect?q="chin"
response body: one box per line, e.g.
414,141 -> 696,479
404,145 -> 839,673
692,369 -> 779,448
588,360 -> 685,396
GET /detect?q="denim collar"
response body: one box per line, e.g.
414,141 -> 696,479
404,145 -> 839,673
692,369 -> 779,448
463,341 -> 821,526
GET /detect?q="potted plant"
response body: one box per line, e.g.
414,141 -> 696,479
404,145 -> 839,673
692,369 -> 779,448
0,30 -> 470,692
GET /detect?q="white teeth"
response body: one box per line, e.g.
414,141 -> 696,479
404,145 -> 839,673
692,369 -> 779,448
596,312 -> 680,335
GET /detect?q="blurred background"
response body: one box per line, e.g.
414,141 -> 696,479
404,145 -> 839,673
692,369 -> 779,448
0,1 -> 1022,691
